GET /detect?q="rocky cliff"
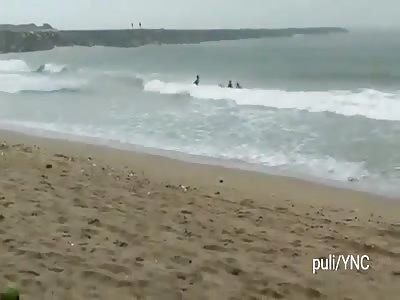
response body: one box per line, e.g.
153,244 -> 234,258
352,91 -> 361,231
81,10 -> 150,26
0,27 -> 348,54
0,23 -> 55,32
0,31 -> 58,53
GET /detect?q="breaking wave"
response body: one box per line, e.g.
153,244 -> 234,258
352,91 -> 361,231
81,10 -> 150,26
144,79 -> 400,121
0,59 -> 67,74
35,63 -> 68,73
0,73 -> 85,94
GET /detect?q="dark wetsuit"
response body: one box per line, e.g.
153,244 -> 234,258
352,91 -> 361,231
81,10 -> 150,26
36,64 -> 45,72
236,82 -> 242,89
193,76 -> 200,86
227,81 -> 233,88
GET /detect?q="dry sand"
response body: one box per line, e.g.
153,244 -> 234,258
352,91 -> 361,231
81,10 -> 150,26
0,130 -> 399,300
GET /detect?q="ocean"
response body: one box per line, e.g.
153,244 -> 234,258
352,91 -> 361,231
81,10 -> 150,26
1,29 -> 400,196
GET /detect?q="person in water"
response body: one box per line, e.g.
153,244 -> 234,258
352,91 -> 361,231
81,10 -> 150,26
227,80 -> 233,88
236,82 -> 242,89
193,75 -> 200,86
36,64 -> 45,72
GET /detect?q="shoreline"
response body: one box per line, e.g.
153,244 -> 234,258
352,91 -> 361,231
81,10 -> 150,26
1,127 -> 399,217
1,128 -> 400,299
0,124 -> 399,201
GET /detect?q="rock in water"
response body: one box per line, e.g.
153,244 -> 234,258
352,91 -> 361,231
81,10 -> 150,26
0,284 -> 20,300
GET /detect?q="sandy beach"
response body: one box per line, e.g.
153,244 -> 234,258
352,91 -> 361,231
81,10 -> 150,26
0,129 -> 399,300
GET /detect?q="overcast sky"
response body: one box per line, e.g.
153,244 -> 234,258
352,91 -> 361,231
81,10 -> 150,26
0,0 -> 398,30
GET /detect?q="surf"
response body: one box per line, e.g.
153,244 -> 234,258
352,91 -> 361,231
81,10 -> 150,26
0,73 -> 85,94
0,59 -> 67,74
0,59 -> 31,73
0,59 -> 84,93
35,63 -> 68,73
143,79 -> 400,121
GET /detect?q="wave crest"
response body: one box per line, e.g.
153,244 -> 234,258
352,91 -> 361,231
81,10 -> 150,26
0,59 -> 81,93
143,79 -> 400,121
35,63 -> 68,73
0,73 -> 85,94
0,59 -> 31,73
0,59 -> 68,74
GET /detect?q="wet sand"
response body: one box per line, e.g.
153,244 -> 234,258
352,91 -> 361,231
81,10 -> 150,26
0,129 -> 399,300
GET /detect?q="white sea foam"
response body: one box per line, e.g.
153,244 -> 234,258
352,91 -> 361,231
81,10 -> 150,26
0,119 -> 370,185
144,79 -> 400,121
0,73 -> 84,93
0,59 -> 67,74
0,59 -> 31,73
38,63 -> 68,73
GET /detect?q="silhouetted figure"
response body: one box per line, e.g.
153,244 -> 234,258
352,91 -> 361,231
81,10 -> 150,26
131,23 -> 133,29
36,64 -> 45,72
227,80 -> 233,88
193,75 -> 200,86
139,22 -> 142,28
236,82 -> 242,89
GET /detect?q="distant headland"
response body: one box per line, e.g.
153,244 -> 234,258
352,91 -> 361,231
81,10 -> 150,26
0,23 -> 55,32
0,23 -> 348,54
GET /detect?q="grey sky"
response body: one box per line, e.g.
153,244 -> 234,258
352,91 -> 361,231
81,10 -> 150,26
0,0 -> 398,30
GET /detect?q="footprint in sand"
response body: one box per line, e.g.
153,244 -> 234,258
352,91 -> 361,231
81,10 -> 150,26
170,255 -> 193,266
203,244 -> 227,252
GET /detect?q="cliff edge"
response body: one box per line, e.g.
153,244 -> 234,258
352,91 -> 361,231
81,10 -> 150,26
0,26 -> 348,54
0,23 -> 55,32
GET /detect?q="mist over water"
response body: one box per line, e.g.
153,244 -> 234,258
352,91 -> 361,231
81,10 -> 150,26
1,30 -> 400,196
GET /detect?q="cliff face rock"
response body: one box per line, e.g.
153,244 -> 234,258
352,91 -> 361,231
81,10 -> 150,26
0,31 -> 58,53
0,27 -> 348,54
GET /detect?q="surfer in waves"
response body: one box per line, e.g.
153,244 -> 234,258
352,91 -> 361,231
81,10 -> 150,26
192,75 -> 241,89
218,80 -> 242,88
35,64 -> 45,72
193,75 -> 200,86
